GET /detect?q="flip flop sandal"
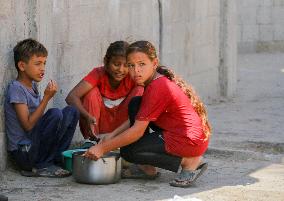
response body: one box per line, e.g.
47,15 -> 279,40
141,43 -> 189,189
52,166 -> 72,178
121,164 -> 160,180
169,162 -> 208,188
32,165 -> 71,178
20,170 -> 39,177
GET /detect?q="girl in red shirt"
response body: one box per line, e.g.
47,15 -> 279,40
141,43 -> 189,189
84,41 -> 211,188
66,41 -> 143,140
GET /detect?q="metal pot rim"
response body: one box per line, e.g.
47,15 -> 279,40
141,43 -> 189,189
73,151 -> 120,159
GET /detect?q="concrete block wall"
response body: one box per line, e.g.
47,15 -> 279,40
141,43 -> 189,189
238,0 -> 284,52
0,0 -> 237,171
160,0 -> 221,100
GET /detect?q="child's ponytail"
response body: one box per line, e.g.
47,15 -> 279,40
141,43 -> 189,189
157,66 -> 211,140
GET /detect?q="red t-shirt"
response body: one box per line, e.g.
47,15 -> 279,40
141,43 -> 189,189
83,66 -> 136,100
136,76 -> 207,156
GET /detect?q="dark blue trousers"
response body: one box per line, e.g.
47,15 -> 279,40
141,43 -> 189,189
11,106 -> 79,170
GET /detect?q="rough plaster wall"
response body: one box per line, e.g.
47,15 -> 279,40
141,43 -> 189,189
0,0 -> 40,171
238,0 -> 284,53
160,0 -> 221,101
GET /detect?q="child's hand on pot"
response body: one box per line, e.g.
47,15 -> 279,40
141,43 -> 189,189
83,144 -> 104,161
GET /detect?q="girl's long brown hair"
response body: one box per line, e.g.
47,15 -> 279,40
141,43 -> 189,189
127,41 -> 211,139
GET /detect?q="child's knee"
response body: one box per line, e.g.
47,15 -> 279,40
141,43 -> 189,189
120,146 -> 136,163
83,87 -> 101,100
129,86 -> 144,97
46,108 -> 63,121
82,87 -> 103,108
64,105 -> 79,118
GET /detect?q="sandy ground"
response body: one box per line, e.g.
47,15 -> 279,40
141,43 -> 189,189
0,53 -> 283,201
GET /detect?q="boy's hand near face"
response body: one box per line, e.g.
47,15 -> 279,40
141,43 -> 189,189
15,80 -> 59,132
43,80 -> 58,100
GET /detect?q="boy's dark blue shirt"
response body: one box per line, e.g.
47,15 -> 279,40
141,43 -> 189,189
4,80 -> 40,151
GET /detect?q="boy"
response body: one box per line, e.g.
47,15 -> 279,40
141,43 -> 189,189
4,38 -> 79,177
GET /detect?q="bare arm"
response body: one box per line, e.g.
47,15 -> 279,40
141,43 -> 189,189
112,120 -> 131,136
66,80 -> 98,137
65,80 -> 94,120
99,120 -> 130,141
14,80 -> 57,131
84,120 -> 149,160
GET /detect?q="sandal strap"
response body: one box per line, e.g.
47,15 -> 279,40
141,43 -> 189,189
32,165 -> 71,178
169,162 -> 208,187
54,167 -> 70,176
175,169 -> 197,182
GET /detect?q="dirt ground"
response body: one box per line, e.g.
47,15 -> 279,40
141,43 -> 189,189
0,53 -> 283,201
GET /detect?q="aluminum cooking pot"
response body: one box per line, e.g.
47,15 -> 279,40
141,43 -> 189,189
72,151 -> 121,184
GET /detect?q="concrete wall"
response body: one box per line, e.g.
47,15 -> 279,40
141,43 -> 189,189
0,0 -> 237,171
160,0 -> 221,100
238,0 -> 284,53
0,0 -> 37,171
219,0 -> 237,97
36,0 -> 160,143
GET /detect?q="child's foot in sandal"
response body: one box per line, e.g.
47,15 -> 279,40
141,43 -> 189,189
20,170 -> 39,177
169,162 -> 208,188
32,165 -> 71,178
122,164 -> 160,180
